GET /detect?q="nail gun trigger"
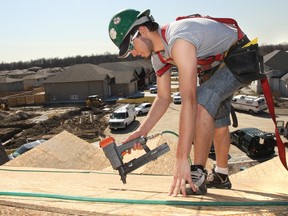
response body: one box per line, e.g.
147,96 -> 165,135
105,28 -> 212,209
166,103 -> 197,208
121,151 -> 127,157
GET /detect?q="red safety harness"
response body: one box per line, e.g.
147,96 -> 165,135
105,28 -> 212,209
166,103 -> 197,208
159,15 -> 288,171
157,15 -> 245,76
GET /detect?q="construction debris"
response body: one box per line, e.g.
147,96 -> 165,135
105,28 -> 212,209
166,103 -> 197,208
0,105 -> 113,150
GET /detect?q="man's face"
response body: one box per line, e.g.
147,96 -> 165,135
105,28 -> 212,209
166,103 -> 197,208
129,29 -> 153,59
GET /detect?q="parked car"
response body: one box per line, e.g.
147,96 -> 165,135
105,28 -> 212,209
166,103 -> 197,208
135,103 -> 152,115
231,95 -> 267,114
173,92 -> 181,104
230,128 -> 276,158
170,70 -> 179,76
108,104 -> 137,130
149,87 -> 158,94
8,139 -> 47,160
276,120 -> 288,139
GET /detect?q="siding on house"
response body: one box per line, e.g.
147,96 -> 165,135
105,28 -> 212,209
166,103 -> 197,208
280,73 -> 288,97
1,60 -> 155,105
45,80 -> 105,101
44,63 -> 114,102
250,50 -> 288,97
99,61 -> 139,97
0,77 -> 24,92
23,74 -> 48,90
99,60 -> 155,95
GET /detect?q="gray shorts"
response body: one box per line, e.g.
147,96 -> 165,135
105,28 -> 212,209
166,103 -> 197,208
197,65 -> 244,128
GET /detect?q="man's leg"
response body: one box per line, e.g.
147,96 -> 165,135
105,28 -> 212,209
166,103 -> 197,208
188,66 -> 243,194
194,104 -> 215,166
214,126 -> 230,168
206,126 -> 232,189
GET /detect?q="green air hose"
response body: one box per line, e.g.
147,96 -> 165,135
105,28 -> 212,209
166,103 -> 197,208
161,130 -> 193,165
1,131 -> 287,207
0,191 -> 287,206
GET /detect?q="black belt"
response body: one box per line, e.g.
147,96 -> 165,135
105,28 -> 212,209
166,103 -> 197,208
198,64 -> 220,85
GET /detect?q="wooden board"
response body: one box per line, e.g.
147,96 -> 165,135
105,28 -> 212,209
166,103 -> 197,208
5,130 -> 111,170
0,163 -> 287,216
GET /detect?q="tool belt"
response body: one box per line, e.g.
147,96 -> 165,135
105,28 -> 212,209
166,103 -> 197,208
224,35 -> 266,84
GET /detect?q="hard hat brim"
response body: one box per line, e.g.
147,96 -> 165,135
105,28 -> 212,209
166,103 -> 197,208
137,9 -> 150,19
118,34 -> 132,58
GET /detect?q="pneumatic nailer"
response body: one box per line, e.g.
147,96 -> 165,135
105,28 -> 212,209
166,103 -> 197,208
100,134 -> 170,184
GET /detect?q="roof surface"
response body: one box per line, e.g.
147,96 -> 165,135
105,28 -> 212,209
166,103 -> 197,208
264,50 -> 288,70
44,63 -> 114,83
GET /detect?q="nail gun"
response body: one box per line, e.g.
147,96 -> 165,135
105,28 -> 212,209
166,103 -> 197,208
99,134 -> 170,184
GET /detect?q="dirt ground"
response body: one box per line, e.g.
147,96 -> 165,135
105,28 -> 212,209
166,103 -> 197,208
0,104 -> 115,150
1,97 -> 288,151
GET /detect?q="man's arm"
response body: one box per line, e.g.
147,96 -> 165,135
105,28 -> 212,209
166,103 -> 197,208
137,70 -> 172,135
122,69 -> 172,146
169,39 -> 198,197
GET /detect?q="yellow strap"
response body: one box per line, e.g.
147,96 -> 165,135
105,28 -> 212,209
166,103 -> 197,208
242,37 -> 258,47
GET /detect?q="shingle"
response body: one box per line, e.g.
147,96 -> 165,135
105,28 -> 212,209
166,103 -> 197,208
264,50 -> 288,70
44,63 -> 114,83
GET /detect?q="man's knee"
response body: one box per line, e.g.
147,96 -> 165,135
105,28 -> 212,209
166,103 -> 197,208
197,104 -> 212,117
215,126 -> 229,133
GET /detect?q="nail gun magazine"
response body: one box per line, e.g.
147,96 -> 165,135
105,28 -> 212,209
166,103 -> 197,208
100,134 -> 170,184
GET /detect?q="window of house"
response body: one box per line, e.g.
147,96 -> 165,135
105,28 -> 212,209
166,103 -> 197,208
70,95 -> 79,100
50,95 -> 57,101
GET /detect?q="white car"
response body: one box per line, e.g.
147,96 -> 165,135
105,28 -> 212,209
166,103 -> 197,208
231,95 -> 267,114
149,87 -> 157,94
108,104 -> 137,129
135,103 -> 152,115
173,92 -> 181,104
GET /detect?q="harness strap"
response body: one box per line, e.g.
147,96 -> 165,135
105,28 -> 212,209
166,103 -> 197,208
155,50 -> 173,76
156,64 -> 172,76
261,78 -> 288,170
176,15 -> 245,40
157,51 -> 173,64
160,15 -> 244,74
197,53 -> 227,73
197,54 -> 225,65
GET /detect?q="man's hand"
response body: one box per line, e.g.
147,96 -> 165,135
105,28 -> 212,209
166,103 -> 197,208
169,159 -> 197,197
122,131 -> 146,153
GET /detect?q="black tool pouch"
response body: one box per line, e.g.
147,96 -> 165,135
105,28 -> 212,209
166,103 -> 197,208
224,43 -> 266,84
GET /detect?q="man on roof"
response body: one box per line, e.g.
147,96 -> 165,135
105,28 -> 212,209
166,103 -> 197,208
108,8 -> 260,196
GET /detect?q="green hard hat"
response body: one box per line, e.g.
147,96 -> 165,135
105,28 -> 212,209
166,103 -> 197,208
108,9 -> 152,58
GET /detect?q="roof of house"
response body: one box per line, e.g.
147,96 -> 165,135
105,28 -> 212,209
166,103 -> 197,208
0,76 -> 23,84
22,74 -> 47,80
8,69 -> 31,75
36,68 -> 61,78
44,64 -> 114,84
280,72 -> 288,81
98,60 -> 153,84
99,60 -> 152,72
118,60 -> 153,69
99,61 -> 138,71
99,61 -> 141,84
0,71 -> 9,76
113,71 -> 138,84
264,50 -> 288,70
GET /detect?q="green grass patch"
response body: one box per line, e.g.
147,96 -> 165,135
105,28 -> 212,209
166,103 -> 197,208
117,96 -> 156,104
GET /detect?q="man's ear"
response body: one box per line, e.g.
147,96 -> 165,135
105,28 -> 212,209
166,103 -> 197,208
138,26 -> 148,36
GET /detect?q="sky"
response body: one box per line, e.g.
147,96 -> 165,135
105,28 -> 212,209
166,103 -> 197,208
1,0 -> 288,63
